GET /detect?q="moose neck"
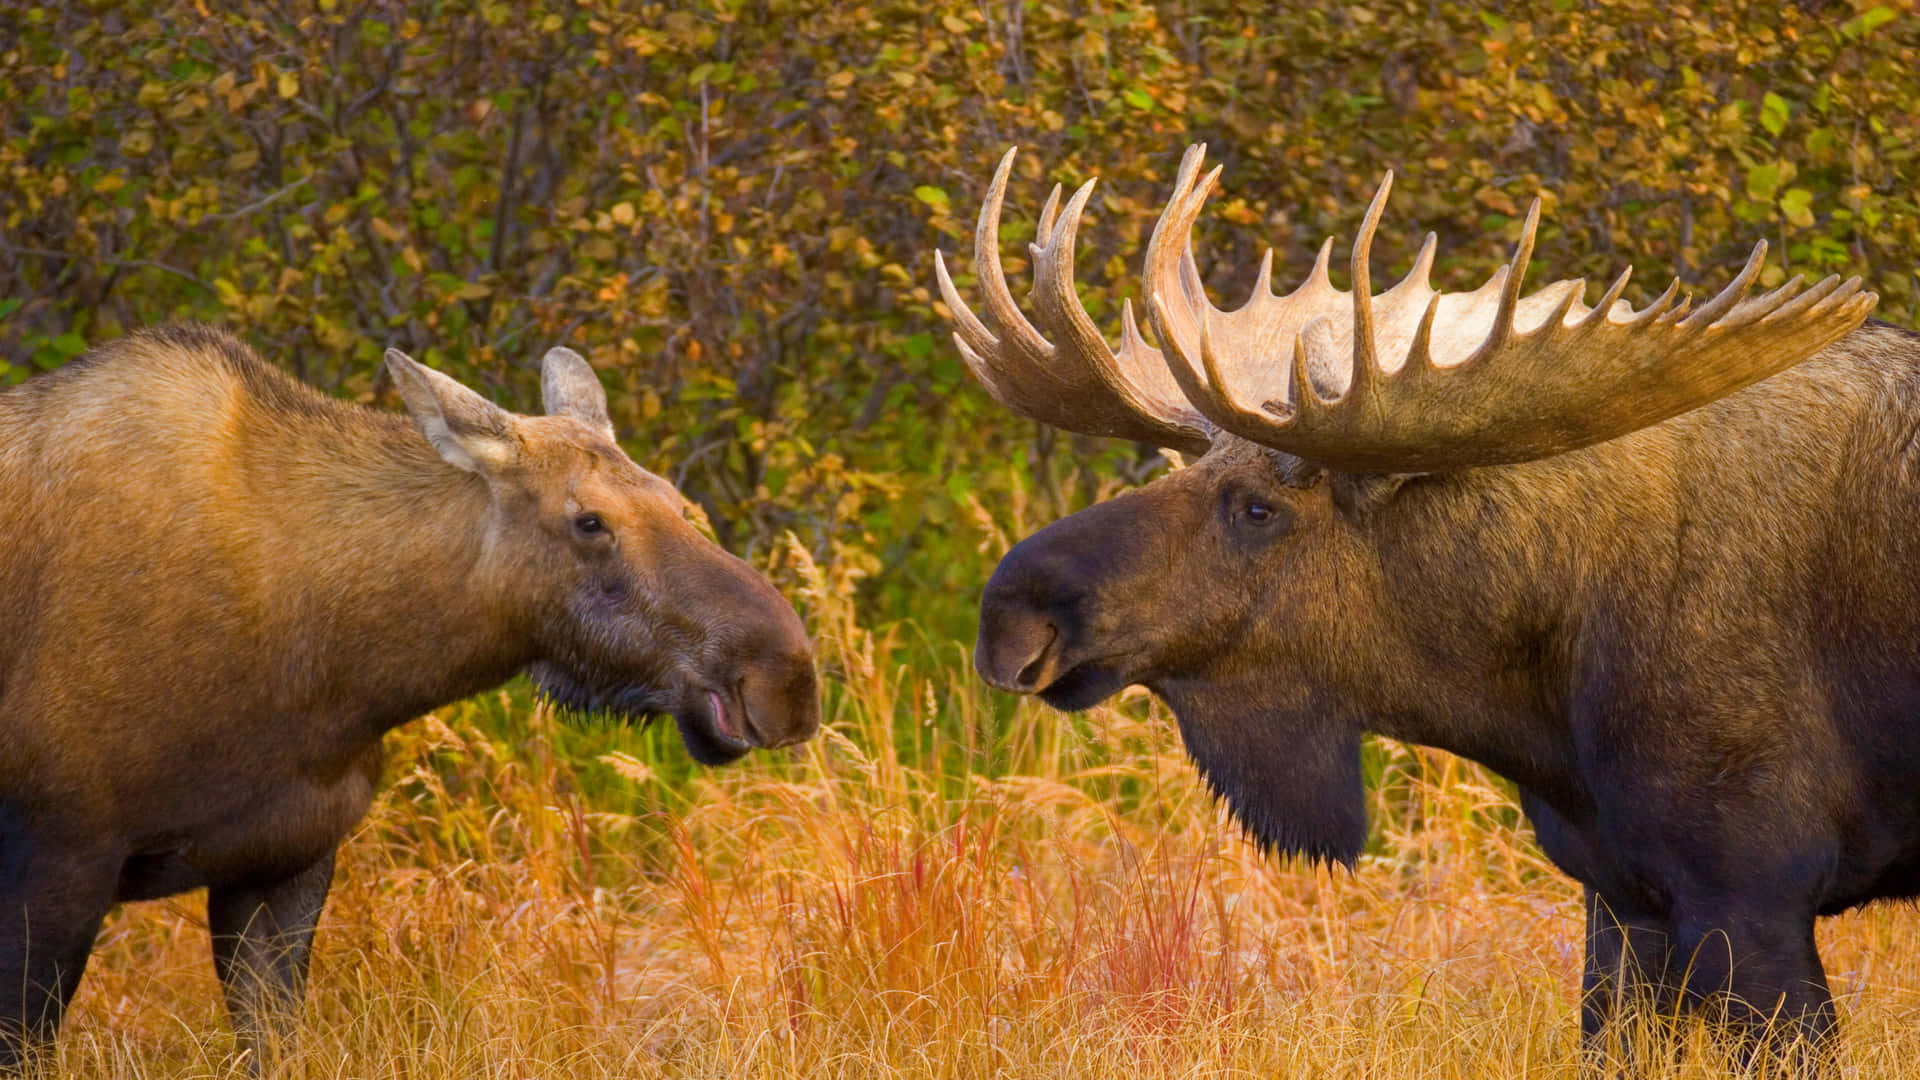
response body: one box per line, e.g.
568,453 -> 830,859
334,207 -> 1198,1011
238,405 -> 532,738
1350,453 -> 1644,806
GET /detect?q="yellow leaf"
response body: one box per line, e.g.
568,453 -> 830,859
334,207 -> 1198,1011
276,71 -> 299,99
940,14 -> 968,33
611,201 -> 636,226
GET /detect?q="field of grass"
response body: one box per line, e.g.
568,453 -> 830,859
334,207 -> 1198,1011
33,539 -> 1920,1078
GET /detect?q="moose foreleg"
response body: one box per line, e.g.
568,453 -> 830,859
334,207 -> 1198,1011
207,848 -> 335,1069
1671,903 -> 1835,1075
0,821 -> 115,1073
1580,887 -> 1680,1072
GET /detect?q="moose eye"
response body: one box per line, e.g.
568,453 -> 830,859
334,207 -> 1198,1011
1244,501 -> 1274,524
573,512 -> 607,537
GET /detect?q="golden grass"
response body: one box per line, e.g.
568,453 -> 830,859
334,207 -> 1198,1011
35,543 -> 1920,1078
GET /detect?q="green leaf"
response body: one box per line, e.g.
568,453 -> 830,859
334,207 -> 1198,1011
1745,162 -> 1781,201
913,185 -> 949,210
1760,92 -> 1790,137
1122,88 -> 1154,111
1780,187 -> 1814,228
1843,5 -> 1898,39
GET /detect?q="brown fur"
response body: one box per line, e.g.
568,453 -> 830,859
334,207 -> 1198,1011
0,324 -> 819,1065
977,321 -> 1920,1067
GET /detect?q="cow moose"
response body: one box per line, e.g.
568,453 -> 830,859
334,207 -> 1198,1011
938,145 -> 1902,1065
0,324 -> 820,1067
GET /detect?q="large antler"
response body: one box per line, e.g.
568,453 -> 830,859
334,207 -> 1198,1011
1143,145 -> 1878,472
933,148 -> 1214,455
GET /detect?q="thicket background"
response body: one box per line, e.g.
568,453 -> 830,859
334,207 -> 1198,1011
6,0 -> 1915,643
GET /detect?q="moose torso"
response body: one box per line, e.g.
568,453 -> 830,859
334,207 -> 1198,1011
0,339 -> 524,900
1379,325 -> 1920,921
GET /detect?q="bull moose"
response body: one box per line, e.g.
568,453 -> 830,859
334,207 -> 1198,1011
938,145 -> 1898,1063
0,324 -> 820,1066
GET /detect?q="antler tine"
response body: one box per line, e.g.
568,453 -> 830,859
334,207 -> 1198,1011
1292,321 -> 1328,416
1308,237 -> 1335,290
1727,273 -> 1809,331
933,248 -> 997,356
1247,248 -> 1275,306
1479,198 -> 1541,358
1579,264 -> 1635,329
1407,292 -> 1444,372
1538,276 -> 1588,333
973,148 -> 1053,361
1679,240 -> 1766,330
1347,172 -> 1393,407
1624,276 -> 1685,330
1030,177 -> 1126,392
1036,182 -> 1064,243
1145,144 -> 1226,412
1405,233 -> 1437,292
1764,273 -> 1849,324
1119,298 -> 1147,353
929,146 -> 1215,453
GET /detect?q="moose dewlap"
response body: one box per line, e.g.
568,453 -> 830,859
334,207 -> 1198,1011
0,324 -> 820,1065
942,144 -> 1911,1069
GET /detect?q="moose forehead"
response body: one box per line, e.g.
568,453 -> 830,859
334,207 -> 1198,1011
515,420 -> 684,505
1201,432 -> 1326,489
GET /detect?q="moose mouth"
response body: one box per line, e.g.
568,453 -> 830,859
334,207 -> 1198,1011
1035,656 -> 1135,712
528,662 -> 754,766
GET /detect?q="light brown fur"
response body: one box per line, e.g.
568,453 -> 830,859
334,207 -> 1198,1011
0,323 -> 819,1066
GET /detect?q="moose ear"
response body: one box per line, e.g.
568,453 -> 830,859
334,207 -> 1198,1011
384,348 -> 517,473
1330,472 -> 1418,520
540,347 -> 614,440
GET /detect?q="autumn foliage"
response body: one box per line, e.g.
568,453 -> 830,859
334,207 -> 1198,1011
6,0 -> 1916,633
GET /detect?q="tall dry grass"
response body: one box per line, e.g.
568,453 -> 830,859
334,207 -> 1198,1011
34,530 -> 1920,1078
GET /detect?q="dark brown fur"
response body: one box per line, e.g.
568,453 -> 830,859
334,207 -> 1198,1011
977,321 -> 1920,1065
0,324 -> 819,1065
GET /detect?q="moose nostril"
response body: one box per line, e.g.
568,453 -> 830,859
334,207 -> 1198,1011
734,656 -> 822,749
1014,624 -> 1059,690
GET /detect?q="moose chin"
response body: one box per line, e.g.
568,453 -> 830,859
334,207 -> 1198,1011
0,324 -> 820,1067
528,660 -> 792,768
942,143 -> 1902,1069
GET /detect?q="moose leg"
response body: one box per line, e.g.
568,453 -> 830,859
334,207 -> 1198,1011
1580,887 -> 1679,1071
207,848 -> 336,1068
0,830 -> 115,1072
1671,903 -> 1834,1073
